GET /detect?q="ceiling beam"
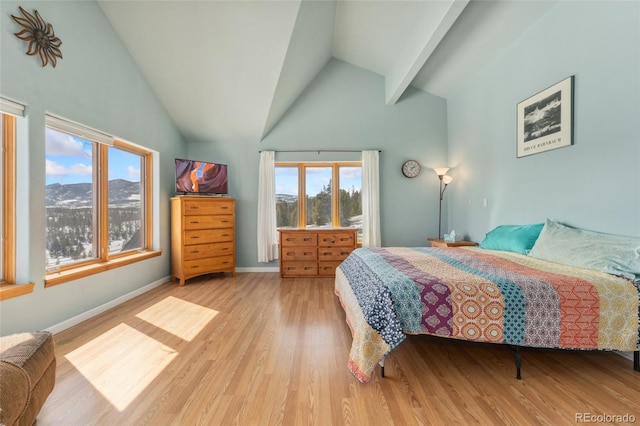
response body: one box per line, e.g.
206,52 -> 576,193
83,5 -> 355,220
384,0 -> 469,106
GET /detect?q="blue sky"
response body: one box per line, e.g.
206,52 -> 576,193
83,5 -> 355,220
45,128 -> 140,185
275,166 -> 361,195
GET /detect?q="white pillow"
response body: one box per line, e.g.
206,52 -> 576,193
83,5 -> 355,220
528,219 -> 640,281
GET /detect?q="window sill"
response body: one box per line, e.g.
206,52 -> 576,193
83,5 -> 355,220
0,282 -> 36,301
44,250 -> 162,288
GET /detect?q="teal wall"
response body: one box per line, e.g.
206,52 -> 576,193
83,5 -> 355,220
0,3 -> 448,333
446,1 -> 640,242
187,59 -> 449,268
0,1 -> 186,334
3,0 -> 636,335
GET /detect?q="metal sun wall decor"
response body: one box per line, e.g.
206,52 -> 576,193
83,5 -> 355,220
11,6 -> 63,68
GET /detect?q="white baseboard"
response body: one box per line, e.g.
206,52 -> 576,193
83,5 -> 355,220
46,275 -> 170,335
236,266 -> 279,273
617,351 -> 634,362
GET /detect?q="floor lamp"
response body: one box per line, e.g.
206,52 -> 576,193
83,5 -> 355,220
434,168 -> 453,240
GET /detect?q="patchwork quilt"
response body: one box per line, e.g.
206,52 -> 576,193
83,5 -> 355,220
334,247 -> 640,382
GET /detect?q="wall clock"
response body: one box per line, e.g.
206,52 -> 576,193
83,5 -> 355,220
401,160 -> 421,178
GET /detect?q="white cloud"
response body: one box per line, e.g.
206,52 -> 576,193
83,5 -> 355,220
45,128 -> 88,157
45,159 -> 67,176
340,167 -> 361,179
126,166 -> 140,180
46,159 -> 92,177
70,163 -> 93,175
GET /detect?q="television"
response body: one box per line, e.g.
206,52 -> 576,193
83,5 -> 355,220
175,158 -> 228,195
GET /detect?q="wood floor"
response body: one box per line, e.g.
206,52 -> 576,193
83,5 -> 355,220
39,273 -> 639,425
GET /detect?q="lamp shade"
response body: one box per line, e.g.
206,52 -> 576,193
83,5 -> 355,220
442,175 -> 453,185
434,167 -> 449,177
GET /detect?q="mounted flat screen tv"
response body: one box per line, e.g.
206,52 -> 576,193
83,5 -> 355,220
175,158 -> 228,195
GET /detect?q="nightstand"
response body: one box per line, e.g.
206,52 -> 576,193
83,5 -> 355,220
427,238 -> 478,248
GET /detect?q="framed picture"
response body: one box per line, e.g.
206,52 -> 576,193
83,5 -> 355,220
516,76 -> 574,158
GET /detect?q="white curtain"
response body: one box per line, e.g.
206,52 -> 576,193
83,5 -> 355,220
257,151 -> 279,262
362,150 -> 381,247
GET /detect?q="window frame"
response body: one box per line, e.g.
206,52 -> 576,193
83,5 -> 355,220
102,140 -> 154,260
0,113 -> 35,300
44,124 -> 160,287
275,161 -> 361,229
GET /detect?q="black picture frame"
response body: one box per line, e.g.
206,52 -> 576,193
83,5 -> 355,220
517,76 -> 574,158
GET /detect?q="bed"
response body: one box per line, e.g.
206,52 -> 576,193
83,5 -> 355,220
334,220 -> 640,383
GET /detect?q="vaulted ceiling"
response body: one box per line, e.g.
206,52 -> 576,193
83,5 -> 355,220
97,0 -> 557,145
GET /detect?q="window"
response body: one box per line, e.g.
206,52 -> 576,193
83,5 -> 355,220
0,99 -> 34,300
44,115 -> 159,286
305,166 -> 333,227
275,162 -> 362,233
1,113 -> 15,285
275,165 -> 298,228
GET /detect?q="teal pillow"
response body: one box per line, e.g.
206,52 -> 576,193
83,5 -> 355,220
529,219 -> 640,281
479,223 -> 544,254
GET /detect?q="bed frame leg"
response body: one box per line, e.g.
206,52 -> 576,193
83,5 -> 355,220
634,351 -> 639,372
379,357 -> 385,378
515,346 -> 522,380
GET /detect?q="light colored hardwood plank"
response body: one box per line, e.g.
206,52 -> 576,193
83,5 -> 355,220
38,273 -> 640,425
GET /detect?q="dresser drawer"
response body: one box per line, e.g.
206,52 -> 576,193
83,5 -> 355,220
280,232 -> 317,247
183,199 -> 234,215
318,232 -> 355,247
184,255 -> 234,273
184,229 -> 234,245
183,242 -> 234,261
281,262 -> 318,277
318,261 -> 341,276
281,247 -> 317,261
318,247 -> 352,261
183,215 -> 234,230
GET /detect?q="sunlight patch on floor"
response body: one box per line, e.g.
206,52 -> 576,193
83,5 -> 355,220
135,296 -> 219,341
65,323 -> 177,411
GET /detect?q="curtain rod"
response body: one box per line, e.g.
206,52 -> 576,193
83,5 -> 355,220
259,149 -> 381,153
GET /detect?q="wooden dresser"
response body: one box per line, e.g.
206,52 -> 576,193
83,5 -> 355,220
278,228 -> 357,278
171,196 -> 235,285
